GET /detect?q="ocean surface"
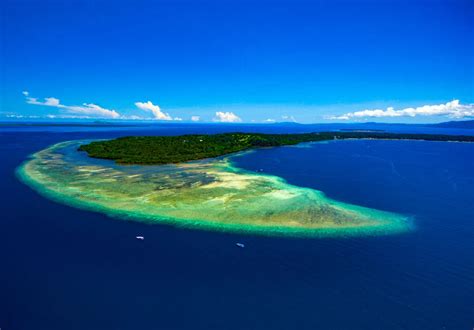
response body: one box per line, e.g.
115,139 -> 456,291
1,123 -> 473,330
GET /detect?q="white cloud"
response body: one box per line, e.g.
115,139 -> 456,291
119,115 -> 147,120
174,117 -> 183,121
23,91 -> 120,118
213,111 -> 242,123
3,113 -> 39,119
281,115 -> 296,122
46,114 -> 108,119
62,103 -> 120,118
264,118 -> 276,123
134,101 -> 172,120
191,116 -> 200,122
26,96 -> 60,106
328,100 -> 474,120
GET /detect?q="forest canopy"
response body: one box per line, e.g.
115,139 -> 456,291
78,132 -> 474,165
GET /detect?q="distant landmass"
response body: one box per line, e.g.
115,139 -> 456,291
429,120 -> 474,129
334,120 -> 474,129
270,119 -> 474,129
0,121 -> 143,127
1,118 -> 473,129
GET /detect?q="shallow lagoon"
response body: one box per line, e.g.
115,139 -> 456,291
18,140 -> 411,237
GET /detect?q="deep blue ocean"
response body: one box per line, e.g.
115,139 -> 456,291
1,123 -> 473,330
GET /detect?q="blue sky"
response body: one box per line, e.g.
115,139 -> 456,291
1,0 -> 473,123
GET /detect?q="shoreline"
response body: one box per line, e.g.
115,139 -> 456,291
16,139 -> 413,238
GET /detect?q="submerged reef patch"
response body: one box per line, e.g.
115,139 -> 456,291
17,140 -> 412,237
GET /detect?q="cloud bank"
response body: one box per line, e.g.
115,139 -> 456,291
213,111 -> 242,123
328,100 -> 474,120
134,101 -> 172,120
24,91 -> 120,118
191,116 -> 200,122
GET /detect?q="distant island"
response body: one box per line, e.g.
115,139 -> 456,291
430,119 -> 474,129
79,132 -> 474,165
0,121 -> 143,127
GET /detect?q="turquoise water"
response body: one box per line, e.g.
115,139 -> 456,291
17,140 -> 411,237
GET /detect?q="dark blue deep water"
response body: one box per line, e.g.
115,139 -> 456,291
1,123 -> 473,330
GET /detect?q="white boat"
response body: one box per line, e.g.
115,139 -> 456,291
136,236 -> 144,240
236,242 -> 245,248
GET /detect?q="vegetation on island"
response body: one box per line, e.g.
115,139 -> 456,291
78,132 -> 474,165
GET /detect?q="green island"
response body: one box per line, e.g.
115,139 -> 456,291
78,132 -> 474,164
20,132 -> 473,237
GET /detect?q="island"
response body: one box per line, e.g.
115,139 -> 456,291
19,132 -> 474,237
78,132 -> 474,164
